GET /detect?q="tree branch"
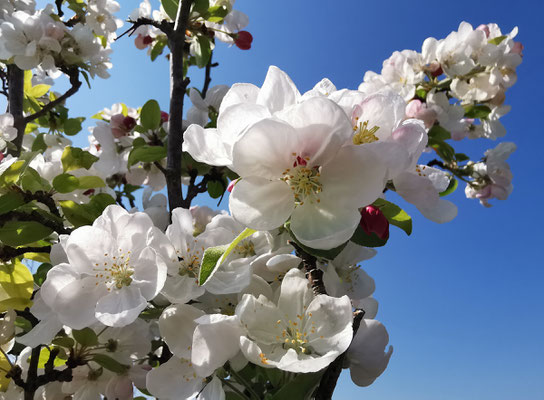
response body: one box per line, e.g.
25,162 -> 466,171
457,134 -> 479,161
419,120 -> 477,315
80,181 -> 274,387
314,310 -> 365,400
118,17 -> 173,41
23,68 -> 81,125
290,242 -> 327,296
0,210 -> 71,235
0,245 -> 51,262
24,346 -> 41,400
201,55 -> 213,98
7,65 -> 25,157
166,0 -> 194,212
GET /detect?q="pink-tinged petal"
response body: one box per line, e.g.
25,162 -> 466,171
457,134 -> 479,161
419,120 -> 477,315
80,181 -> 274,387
275,97 -> 353,167
184,124 -> 233,167
159,304 -> 204,359
256,66 -> 300,114
219,83 -> 259,114
394,172 -> 458,223
217,102 -> 271,146
95,286 -> 147,327
231,118 -> 299,179
230,177 -> 294,231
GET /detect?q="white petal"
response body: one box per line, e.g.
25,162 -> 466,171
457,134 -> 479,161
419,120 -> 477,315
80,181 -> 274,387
277,268 -> 312,323
146,357 -> 204,399
95,286 -> 147,327
159,304 -> 204,359
219,83 -> 259,114
230,177 -> 294,231
184,125 -> 233,167
256,66 -> 300,114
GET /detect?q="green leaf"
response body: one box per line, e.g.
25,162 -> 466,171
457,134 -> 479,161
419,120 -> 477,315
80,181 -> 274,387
140,99 -> 162,131
26,84 -> 51,99
428,125 -> 451,142
440,178 -> 458,197
77,176 -> 105,190
92,354 -> 129,373
207,4 -> 229,22
0,160 -> 26,186
0,221 -> 53,247
72,327 -> 98,347
207,180 -> 225,199
199,228 -> 256,285
455,153 -> 470,162
269,371 -> 323,400
0,259 -> 34,312
37,347 -> 67,369
463,104 -> 492,119
194,35 -> 212,68
31,133 -> 47,152
34,263 -> 52,286
61,147 -> 99,172
52,336 -> 75,349
64,118 -> 84,136
193,0 -> 209,14
0,192 -> 25,215
20,167 -> 51,193
150,38 -> 167,61
373,198 -> 413,235
128,145 -> 167,167
161,0 -> 179,20
488,35 -> 507,45
415,87 -> 427,100
350,226 -> 388,247
60,193 -> 115,227
53,173 -> 80,193
430,140 -> 456,162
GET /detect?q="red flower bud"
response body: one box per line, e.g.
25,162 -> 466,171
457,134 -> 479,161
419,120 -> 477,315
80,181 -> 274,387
160,111 -> 169,123
235,31 -> 253,50
359,205 -> 389,240
122,116 -> 137,131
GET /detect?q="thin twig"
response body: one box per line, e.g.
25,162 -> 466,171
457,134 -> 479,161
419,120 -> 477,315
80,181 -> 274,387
0,245 -> 51,262
166,0 -> 195,212
201,54 -> 213,98
290,242 -> 327,296
23,68 -> 81,125
118,17 -> 173,41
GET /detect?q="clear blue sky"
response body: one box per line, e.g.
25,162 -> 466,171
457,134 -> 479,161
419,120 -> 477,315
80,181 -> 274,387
62,1 -> 544,399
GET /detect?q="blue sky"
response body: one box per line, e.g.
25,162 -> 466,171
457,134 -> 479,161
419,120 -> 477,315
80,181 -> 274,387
62,0 -> 544,398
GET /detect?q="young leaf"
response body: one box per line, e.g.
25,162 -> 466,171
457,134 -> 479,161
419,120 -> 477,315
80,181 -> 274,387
61,147 -> 99,172
140,99 -> 162,131
269,371 -> 323,400
128,145 -> 167,167
72,327 -> 98,347
428,125 -> 451,142
161,0 -> 179,20
194,35 -> 212,68
199,228 -> 256,285
0,192 -> 25,215
463,104 -> 492,119
92,354 -> 130,373
373,198 -> 413,235
64,118 -> 84,136
0,221 -> 53,247
53,173 -> 80,193
0,260 -> 34,312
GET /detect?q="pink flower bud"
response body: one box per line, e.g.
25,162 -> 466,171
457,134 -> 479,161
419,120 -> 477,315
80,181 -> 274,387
0,153 -> 4,162
135,34 -> 153,50
427,61 -> 443,78
511,41 -> 524,56
110,114 -> 136,138
476,24 -> 491,38
359,205 -> 389,240
227,178 -> 239,192
405,100 -> 437,128
235,31 -> 253,50
161,111 -> 169,123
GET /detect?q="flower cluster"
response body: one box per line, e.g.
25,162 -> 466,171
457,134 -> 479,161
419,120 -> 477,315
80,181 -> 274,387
0,0 -> 121,78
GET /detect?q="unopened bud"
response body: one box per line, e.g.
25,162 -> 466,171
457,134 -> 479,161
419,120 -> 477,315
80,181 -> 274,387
476,24 -> 491,38
235,31 -> 253,50
161,111 -> 169,123
511,41 -> 524,56
359,205 -> 389,240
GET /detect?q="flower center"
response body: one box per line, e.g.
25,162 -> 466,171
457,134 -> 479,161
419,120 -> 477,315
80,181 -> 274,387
352,120 -> 380,145
234,239 -> 256,258
282,154 -> 322,206
176,241 -> 203,279
277,318 -> 314,355
94,250 -> 134,291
